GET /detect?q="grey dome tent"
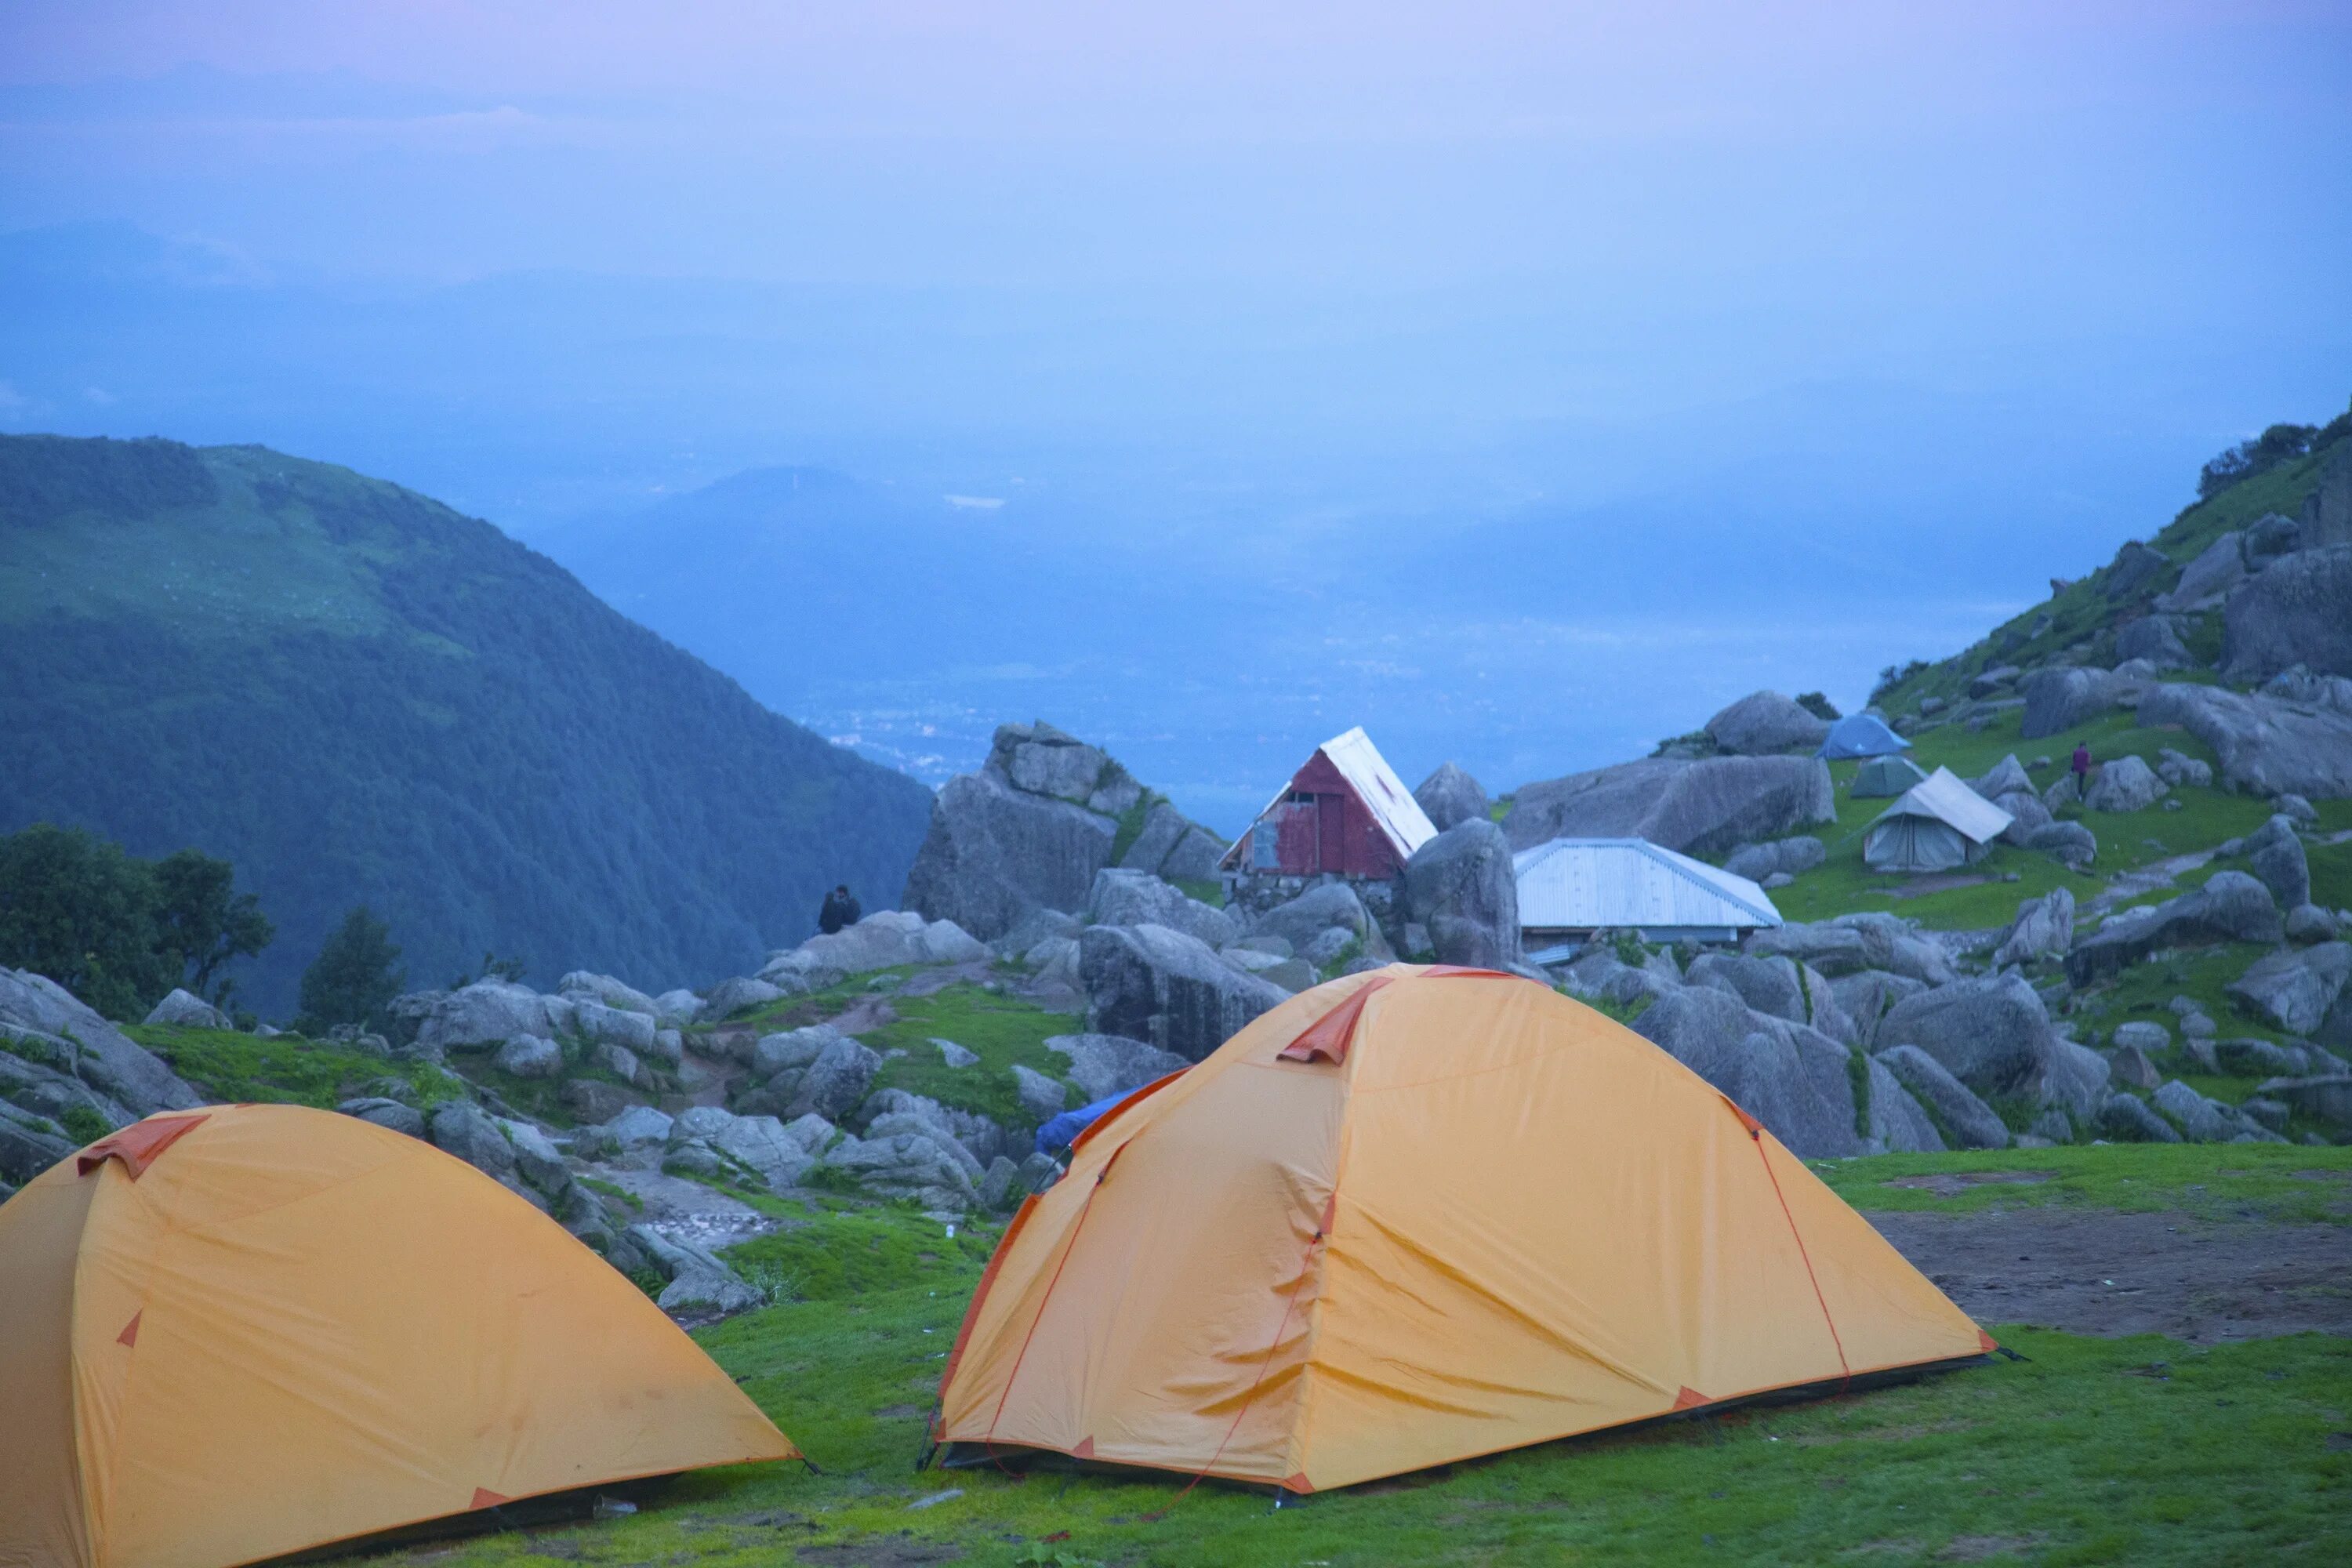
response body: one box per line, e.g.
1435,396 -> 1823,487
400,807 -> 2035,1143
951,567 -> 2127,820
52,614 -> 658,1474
1819,712 -> 1911,760
1852,753 -> 1929,798
1864,767 -> 2014,873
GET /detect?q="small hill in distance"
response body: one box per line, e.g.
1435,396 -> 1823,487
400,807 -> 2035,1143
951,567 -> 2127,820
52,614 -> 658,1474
0,435 -> 936,1016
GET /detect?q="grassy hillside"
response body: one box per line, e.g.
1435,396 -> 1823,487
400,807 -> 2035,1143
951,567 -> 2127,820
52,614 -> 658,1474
1875,403 -> 2351,717
0,435 -> 935,1016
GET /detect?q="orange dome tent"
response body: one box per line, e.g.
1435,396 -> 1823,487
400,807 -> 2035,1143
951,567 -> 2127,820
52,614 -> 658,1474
0,1103 -> 799,1568
934,965 -> 1991,1494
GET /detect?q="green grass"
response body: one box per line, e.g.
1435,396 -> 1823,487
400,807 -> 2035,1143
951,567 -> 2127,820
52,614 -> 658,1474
2067,938 -> 2286,1041
1813,1142 -> 2352,1224
126,1022 -> 462,1111
719,1200 -> 1001,1303
370,1167 -> 2352,1566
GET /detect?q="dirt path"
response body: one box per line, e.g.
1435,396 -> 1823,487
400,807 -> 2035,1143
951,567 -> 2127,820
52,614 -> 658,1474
1871,1207 -> 2352,1342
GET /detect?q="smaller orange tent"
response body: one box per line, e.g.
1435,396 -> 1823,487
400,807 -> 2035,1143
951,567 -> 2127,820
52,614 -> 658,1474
934,965 -> 1991,1493
0,1103 -> 799,1568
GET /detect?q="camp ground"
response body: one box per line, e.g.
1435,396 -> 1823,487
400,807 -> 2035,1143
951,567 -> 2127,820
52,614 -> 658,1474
931,967 -> 1991,1494
1862,765 -> 2016,873
0,1105 -> 798,1568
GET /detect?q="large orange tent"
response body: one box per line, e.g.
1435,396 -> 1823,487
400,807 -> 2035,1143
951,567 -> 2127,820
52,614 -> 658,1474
934,964 -> 1991,1494
0,1103 -> 799,1568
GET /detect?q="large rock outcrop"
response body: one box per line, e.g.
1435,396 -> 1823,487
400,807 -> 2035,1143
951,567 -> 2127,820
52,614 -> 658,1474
1087,869 -> 1238,949
1079,924 -> 1289,1062
0,968 -> 201,1151
760,909 -> 988,991
1630,985 -> 1939,1158
1401,819 -> 1522,969
2020,667 -> 2132,740
2065,870 -> 2283,985
2221,546 -> 2352,682
2136,683 -> 2352,799
1044,1033 -> 1190,1102
1504,755 -> 1834,858
2226,942 -> 2350,1038
1874,974 -> 2104,1114
1413,761 -> 1493,832
1748,914 -> 1956,986
1704,691 -> 1832,756
902,722 -> 1225,940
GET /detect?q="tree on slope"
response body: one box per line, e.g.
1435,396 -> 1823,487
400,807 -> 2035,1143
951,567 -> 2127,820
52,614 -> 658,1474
151,848 -> 276,1007
0,824 -> 173,1018
297,906 -> 405,1035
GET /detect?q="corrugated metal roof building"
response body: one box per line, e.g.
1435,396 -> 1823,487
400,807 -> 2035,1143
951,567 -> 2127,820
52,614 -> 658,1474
1514,837 -> 1783,949
1221,726 -> 1439,880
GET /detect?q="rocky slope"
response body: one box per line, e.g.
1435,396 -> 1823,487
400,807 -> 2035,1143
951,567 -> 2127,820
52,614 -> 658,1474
0,435 -> 935,1014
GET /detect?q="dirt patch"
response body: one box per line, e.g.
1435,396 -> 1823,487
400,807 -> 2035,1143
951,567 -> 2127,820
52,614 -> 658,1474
826,997 -> 901,1036
1882,1171 -> 2056,1198
1869,1207 -> 2352,1342
873,1403 -> 925,1419
1939,1535 -> 2044,1562
896,962 -> 999,998
1884,874 -> 1995,899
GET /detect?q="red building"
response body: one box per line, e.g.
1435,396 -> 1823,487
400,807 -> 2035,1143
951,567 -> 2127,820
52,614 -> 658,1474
1221,726 -> 1439,880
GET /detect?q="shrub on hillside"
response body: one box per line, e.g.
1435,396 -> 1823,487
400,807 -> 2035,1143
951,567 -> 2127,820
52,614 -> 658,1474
0,823 -> 272,1019
297,906 -> 405,1035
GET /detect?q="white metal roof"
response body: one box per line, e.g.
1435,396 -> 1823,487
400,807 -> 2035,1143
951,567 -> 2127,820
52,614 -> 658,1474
1872,765 -> 2014,846
1224,725 -> 1439,868
1512,837 -> 1783,932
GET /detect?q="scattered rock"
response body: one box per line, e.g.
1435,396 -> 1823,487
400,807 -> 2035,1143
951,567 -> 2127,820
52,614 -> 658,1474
2287,904 -> 2340,942
904,722 -> 1221,940
2084,754 -> 2169,813
2103,539 -> 2172,599
738,1027 -> 883,1121
822,1129 -> 978,1208
650,988 -> 705,1027
2151,1080 -> 2230,1142
2242,815 -> 2312,911
1045,1033 -> 1190,1102
1750,913 -> 1955,985
2020,667 -> 2130,740
1504,754 -> 1835,859
1079,924 -> 1289,1062
1246,882 -> 1388,960
2024,820 -> 2099,868
1413,762 -> 1493,831
933,1037 -> 979,1068
2221,545 -> 2352,682
559,971 -> 659,1018
2215,1037 -> 2300,1077
1088,869 -> 1238,948
0,967 -> 200,1121
2225,942 -> 2350,1036
2154,748 -> 2214,788
1994,887 -> 2075,968
1875,975 -> 2089,1109
1402,819 -> 1523,969
143,988 -> 230,1030
702,976 -> 784,1019
2093,1092 -> 2181,1143
1826,970 -> 1928,1047
1874,1044 -> 2009,1149
2157,530 -> 2248,612
1630,986 -> 1883,1157
2137,682 -> 2352,799
604,1104 -> 676,1151
1969,754 -> 2034,801
2107,1044 -> 2162,1091
1704,691 -> 1831,756
492,1032 -> 563,1078
627,1224 -> 763,1316
2115,614 -> 2192,670
1723,836 -> 1827,883
2111,1019 -> 2171,1054
2253,1074 -> 2351,1128
1011,1063 -> 1069,1123
337,1097 -> 426,1138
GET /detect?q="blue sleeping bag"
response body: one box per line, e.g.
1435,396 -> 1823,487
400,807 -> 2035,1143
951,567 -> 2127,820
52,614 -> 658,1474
1035,1092 -> 1130,1156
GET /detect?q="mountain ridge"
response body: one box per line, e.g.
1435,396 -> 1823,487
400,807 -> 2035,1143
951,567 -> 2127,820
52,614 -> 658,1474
0,434 -> 935,1015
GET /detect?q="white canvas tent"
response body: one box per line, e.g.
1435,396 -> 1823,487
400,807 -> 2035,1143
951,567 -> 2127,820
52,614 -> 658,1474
1864,767 -> 2014,873
1515,837 -> 1782,949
